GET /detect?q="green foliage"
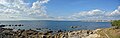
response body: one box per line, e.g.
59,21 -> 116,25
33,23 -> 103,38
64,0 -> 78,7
111,20 -> 120,27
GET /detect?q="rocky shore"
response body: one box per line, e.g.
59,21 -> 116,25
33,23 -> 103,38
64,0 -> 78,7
0,28 -> 101,38
0,26 -> 120,38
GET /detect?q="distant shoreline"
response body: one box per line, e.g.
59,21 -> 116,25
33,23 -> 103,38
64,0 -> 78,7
0,20 -> 111,22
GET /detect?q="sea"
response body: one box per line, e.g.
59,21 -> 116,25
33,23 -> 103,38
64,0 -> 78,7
0,20 -> 111,31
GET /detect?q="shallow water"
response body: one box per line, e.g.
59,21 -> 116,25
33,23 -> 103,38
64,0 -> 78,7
0,20 -> 111,31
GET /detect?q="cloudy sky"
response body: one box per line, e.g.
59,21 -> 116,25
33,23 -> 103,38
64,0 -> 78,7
0,0 -> 120,20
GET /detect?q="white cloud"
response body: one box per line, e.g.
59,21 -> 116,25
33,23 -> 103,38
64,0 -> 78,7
108,6 -> 120,17
0,0 -> 50,20
68,6 -> 120,20
68,9 -> 105,20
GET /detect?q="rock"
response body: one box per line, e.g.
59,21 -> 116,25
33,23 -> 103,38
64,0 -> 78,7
0,28 -> 101,38
112,26 -> 120,29
15,25 -> 17,26
47,30 -> 53,33
44,33 -> 51,35
43,36 -> 47,38
9,25 -> 11,26
36,28 -> 41,30
70,26 -> 80,29
18,24 -> 22,26
57,30 -> 63,33
0,25 -> 5,27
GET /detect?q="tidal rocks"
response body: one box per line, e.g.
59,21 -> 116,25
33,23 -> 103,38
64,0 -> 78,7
0,28 -> 100,38
111,26 -> 120,29
57,30 -> 63,33
47,30 -> 53,33
0,25 -> 5,27
0,24 -> 24,27
70,26 -> 80,29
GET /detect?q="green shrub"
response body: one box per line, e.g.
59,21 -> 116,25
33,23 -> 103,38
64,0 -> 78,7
111,20 -> 120,27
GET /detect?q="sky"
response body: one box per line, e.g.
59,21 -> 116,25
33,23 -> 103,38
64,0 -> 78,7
0,0 -> 120,20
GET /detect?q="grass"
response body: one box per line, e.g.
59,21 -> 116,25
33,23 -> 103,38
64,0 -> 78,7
96,20 -> 120,38
96,27 -> 120,38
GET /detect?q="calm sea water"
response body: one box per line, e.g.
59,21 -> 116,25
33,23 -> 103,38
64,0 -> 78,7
0,20 -> 111,31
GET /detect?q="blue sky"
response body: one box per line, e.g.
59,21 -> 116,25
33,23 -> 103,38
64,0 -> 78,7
45,0 -> 120,17
0,0 -> 120,20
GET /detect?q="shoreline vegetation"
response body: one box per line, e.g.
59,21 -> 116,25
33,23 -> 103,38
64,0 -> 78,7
0,20 -> 120,38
